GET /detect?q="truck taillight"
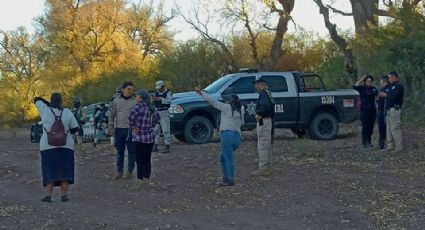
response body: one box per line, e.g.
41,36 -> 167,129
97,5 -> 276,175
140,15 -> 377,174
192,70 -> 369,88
355,96 -> 361,111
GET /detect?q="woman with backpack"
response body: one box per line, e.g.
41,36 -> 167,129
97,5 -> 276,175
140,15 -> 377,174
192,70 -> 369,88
194,87 -> 244,186
34,93 -> 79,202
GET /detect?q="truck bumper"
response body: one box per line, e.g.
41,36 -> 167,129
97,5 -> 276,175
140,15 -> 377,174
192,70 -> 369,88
170,114 -> 185,135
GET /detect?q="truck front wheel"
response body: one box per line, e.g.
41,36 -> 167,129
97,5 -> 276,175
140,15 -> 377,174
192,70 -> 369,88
309,112 -> 338,140
184,116 -> 214,144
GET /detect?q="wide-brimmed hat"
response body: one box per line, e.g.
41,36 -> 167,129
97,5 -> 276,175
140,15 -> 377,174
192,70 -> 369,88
136,89 -> 150,99
252,77 -> 268,84
222,93 -> 239,102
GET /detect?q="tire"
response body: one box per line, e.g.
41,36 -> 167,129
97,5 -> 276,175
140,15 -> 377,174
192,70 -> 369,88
184,116 -> 214,144
174,134 -> 186,143
309,112 -> 338,140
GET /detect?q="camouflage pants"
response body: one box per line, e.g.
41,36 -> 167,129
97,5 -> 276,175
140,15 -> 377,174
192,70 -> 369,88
154,110 -> 172,145
257,118 -> 272,168
386,108 -> 403,150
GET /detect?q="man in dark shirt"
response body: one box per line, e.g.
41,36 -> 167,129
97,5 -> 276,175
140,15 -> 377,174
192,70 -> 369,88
251,77 -> 275,177
377,75 -> 391,149
379,71 -> 404,151
353,75 -> 379,148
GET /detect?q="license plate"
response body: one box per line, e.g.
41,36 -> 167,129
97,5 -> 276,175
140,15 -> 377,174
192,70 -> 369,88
343,99 -> 354,107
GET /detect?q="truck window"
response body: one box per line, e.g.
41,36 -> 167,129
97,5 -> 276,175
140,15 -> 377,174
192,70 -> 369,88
261,75 -> 288,92
302,74 -> 325,91
228,76 -> 256,94
204,75 -> 232,93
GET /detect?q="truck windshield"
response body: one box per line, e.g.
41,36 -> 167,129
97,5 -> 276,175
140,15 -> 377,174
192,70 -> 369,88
203,75 -> 232,93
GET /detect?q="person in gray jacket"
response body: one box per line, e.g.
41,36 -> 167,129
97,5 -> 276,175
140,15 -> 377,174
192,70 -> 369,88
195,87 -> 244,186
108,82 -> 137,180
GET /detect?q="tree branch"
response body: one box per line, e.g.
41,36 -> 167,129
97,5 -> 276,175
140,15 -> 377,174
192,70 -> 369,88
326,4 -> 353,16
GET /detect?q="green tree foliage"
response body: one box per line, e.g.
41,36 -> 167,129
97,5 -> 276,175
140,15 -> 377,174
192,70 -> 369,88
0,28 -> 49,126
155,39 -> 232,91
357,5 -> 425,121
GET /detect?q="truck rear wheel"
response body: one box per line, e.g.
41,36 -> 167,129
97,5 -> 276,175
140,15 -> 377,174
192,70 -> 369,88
309,112 -> 338,140
184,116 -> 214,144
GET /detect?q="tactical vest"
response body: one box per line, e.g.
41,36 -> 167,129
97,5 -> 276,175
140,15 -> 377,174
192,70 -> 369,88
153,89 -> 171,110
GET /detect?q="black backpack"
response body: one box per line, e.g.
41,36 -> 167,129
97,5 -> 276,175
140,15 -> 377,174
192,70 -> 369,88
44,108 -> 67,146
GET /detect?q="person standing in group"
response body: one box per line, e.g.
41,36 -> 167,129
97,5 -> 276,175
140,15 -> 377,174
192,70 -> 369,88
108,85 -> 123,155
152,80 -> 173,153
71,97 -> 84,146
379,71 -> 404,151
93,103 -> 109,147
194,87 -> 243,186
129,89 -> 160,186
34,93 -> 79,202
108,82 -> 137,180
353,75 -> 379,148
377,75 -> 391,150
251,77 -> 275,177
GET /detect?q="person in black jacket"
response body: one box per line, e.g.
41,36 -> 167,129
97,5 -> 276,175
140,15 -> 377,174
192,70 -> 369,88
377,75 -> 391,149
353,75 -> 378,148
251,77 -> 275,177
378,71 -> 404,151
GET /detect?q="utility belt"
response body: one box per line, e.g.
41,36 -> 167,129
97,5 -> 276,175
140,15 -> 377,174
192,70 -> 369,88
386,105 -> 401,111
258,117 -> 272,126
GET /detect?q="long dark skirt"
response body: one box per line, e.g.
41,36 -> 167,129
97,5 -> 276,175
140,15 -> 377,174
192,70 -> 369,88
40,148 -> 74,187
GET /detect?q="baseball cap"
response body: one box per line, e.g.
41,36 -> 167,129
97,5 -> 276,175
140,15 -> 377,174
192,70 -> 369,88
155,80 -> 165,90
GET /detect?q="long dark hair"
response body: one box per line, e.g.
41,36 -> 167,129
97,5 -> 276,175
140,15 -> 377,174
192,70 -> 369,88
229,95 -> 241,117
50,93 -> 63,110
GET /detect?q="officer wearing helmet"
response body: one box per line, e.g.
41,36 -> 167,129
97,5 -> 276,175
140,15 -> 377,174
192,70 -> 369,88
152,80 -> 173,153
71,97 -> 84,145
93,103 -> 108,147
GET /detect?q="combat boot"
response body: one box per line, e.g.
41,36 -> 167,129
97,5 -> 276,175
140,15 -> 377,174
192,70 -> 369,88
251,167 -> 272,177
162,145 -> 170,154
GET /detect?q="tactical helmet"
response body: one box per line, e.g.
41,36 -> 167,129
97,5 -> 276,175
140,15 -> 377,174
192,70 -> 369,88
73,97 -> 81,107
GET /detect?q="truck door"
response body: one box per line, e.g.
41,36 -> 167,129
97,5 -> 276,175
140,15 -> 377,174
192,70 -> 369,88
260,74 -> 299,128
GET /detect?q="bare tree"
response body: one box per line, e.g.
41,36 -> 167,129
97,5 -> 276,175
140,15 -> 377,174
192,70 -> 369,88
177,2 -> 239,72
178,0 -> 295,71
313,0 -> 423,80
313,0 -> 357,83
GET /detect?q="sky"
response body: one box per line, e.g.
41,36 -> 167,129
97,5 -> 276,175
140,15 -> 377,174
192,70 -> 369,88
0,0 -> 354,40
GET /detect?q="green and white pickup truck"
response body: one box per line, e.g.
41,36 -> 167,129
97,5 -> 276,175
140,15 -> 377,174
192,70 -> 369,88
169,70 -> 360,144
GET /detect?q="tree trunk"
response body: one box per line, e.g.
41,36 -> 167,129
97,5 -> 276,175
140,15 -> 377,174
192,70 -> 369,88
350,0 -> 379,36
314,0 -> 357,84
263,0 -> 295,71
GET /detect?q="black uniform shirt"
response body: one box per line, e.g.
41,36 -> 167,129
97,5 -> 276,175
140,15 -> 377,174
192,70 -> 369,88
377,84 -> 391,112
256,90 -> 275,118
353,85 -> 378,111
386,81 -> 404,109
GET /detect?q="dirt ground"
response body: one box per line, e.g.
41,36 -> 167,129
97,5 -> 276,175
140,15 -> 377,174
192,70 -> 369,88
0,122 -> 424,230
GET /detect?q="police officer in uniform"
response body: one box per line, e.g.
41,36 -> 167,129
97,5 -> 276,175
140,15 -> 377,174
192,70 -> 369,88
93,103 -> 108,147
251,77 -> 275,177
152,80 -> 173,153
377,75 -> 391,149
379,71 -> 404,151
353,75 -> 378,148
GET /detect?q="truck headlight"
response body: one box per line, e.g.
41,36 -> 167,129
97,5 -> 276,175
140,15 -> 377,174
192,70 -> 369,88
169,104 -> 184,114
